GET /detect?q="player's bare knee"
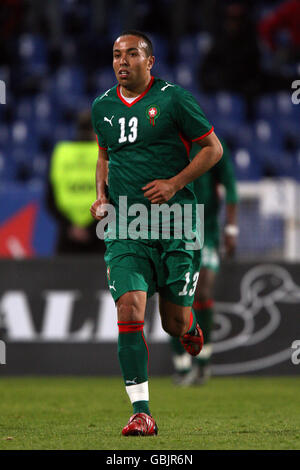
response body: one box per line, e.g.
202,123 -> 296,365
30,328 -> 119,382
117,302 -> 141,322
117,291 -> 145,322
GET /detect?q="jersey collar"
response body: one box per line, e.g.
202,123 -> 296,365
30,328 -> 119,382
117,76 -> 154,107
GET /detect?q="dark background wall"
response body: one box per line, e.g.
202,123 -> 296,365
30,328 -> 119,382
0,258 -> 299,376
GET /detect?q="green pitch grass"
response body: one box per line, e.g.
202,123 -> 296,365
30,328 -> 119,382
0,376 -> 299,450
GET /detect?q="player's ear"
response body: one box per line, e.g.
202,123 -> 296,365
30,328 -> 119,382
147,55 -> 155,72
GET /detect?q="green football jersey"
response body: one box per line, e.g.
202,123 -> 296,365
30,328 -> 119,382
91,76 -> 213,239
192,139 -> 238,247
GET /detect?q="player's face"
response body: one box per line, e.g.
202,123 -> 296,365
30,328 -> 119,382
113,35 -> 154,91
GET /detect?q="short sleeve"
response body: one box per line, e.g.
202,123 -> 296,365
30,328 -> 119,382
91,98 -> 108,150
173,87 -> 213,142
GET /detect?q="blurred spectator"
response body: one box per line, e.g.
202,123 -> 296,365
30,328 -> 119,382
46,110 -> 104,255
199,2 -> 262,118
258,0 -> 300,65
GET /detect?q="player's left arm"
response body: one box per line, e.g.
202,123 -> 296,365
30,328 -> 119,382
143,131 -> 223,204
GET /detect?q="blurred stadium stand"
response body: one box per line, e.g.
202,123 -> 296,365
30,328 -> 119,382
0,0 -> 300,259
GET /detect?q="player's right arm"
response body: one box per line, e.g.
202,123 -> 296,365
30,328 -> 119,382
90,147 -> 109,221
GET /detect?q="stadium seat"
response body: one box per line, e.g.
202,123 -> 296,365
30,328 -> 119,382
54,123 -> 76,143
282,122 -> 300,153
174,63 -> 197,89
0,150 -> 17,182
34,95 -> 52,120
276,92 -> 297,117
152,63 -> 175,83
276,91 -> 300,142
255,94 -> 276,119
232,148 -> 263,181
94,67 -> 117,94
276,151 -> 300,180
18,34 -> 48,75
214,92 -> 246,122
0,124 -> 9,147
178,35 -> 199,65
8,120 -> 39,177
196,32 -> 212,53
212,120 -> 251,151
150,34 -> 169,63
11,120 -> 38,151
50,66 -> 85,97
32,154 -> 49,179
15,98 -> 35,121
32,94 -> 57,138
230,123 -> 254,149
207,94 -> 246,145
253,119 -> 283,152
194,93 -> 216,119
107,14 -> 122,42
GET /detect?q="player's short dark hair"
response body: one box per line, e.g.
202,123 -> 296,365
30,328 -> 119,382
119,30 -> 153,57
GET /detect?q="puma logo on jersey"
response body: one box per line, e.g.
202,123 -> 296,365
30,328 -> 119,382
109,280 -> 116,291
100,89 -> 111,100
161,82 -> 175,91
104,115 -> 114,127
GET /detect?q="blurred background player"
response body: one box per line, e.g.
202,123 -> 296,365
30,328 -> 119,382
170,139 -> 239,385
46,110 -> 104,254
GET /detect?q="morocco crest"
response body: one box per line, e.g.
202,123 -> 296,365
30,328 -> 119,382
146,105 -> 160,126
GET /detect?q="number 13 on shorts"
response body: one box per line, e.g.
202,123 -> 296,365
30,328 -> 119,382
178,271 -> 199,296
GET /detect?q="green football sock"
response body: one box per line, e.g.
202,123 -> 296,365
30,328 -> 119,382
118,321 -> 150,416
133,400 -> 150,415
170,335 -> 186,355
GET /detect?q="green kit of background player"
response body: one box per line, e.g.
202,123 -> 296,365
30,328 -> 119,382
90,30 -> 223,436
170,139 -> 239,386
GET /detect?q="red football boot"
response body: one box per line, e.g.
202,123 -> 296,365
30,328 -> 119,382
122,413 -> 158,436
180,323 -> 204,357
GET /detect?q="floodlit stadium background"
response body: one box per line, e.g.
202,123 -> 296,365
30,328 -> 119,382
0,0 -> 300,376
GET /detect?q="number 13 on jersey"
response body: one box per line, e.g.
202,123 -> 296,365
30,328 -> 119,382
178,271 -> 199,296
118,117 -> 138,143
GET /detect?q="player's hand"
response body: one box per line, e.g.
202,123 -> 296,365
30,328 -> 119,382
90,196 -> 109,220
142,179 -> 178,204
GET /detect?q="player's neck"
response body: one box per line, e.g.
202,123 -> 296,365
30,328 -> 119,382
120,76 -> 152,98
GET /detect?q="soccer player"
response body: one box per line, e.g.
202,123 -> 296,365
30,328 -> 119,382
170,140 -> 239,385
90,30 -> 223,436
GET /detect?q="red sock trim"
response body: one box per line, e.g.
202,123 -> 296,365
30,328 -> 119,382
117,321 -> 150,372
142,330 -> 149,372
118,321 -> 144,333
188,311 -> 194,330
193,299 -> 214,310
